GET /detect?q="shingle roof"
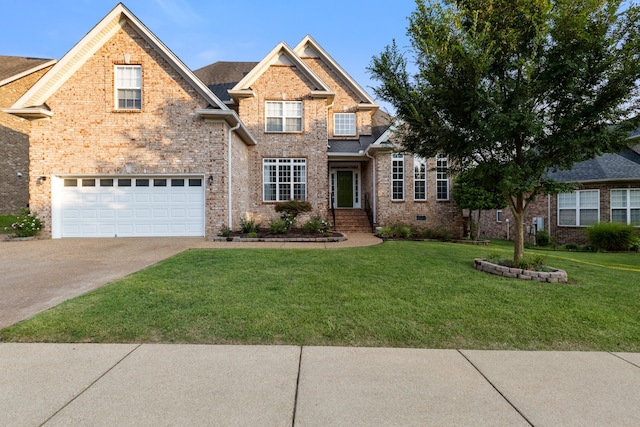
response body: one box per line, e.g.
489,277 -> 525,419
193,62 -> 258,102
0,56 -> 53,85
547,150 -> 640,182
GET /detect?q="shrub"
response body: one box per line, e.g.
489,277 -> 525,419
6,208 -> 42,238
302,215 -> 330,234
535,230 -> 551,247
586,222 -> 636,252
218,226 -> 231,238
389,222 -> 412,238
565,243 -> 579,251
274,200 -> 312,219
269,218 -> 289,234
240,216 -> 260,234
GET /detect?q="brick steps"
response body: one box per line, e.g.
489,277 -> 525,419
330,209 -> 372,233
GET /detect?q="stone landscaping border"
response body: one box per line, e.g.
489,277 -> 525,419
474,258 -> 568,283
210,232 -> 347,243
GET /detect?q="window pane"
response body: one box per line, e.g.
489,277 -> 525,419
579,209 -> 598,226
118,179 -> 132,187
415,181 -> 426,200
266,117 -> 282,132
100,179 -> 114,187
81,179 -> 95,187
558,193 -> 576,209
631,190 -> 640,207
171,179 -> 184,187
611,190 -> 627,208
334,113 -> 356,136
285,117 -> 301,132
154,179 -> 167,187
579,191 -> 599,209
631,209 -> 640,226
136,179 -> 149,187
264,183 -> 276,201
611,209 -> 628,223
189,178 -> 202,187
559,209 -> 576,226
64,179 -> 77,187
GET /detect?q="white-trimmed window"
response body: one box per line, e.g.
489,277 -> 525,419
414,156 -> 427,200
265,101 -> 302,132
436,154 -> 449,200
558,190 -> 600,226
115,65 -> 141,110
496,209 -> 503,222
263,158 -> 306,201
334,113 -> 356,136
611,189 -> 640,226
392,153 -> 404,201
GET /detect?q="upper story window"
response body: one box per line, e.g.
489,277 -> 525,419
265,101 -> 302,132
392,153 -> 404,201
436,154 -> 449,200
558,190 -> 599,226
334,113 -> 356,136
115,65 -> 141,110
414,156 -> 427,201
496,209 -> 503,222
611,189 -> 640,226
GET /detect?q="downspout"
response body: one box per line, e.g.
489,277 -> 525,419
364,146 -> 377,224
547,194 -> 551,242
228,122 -> 241,230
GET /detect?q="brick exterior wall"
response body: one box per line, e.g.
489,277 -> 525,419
0,66 -> 53,215
28,23 -> 238,238
373,152 -> 464,238
480,182 -> 640,245
235,64 -> 330,225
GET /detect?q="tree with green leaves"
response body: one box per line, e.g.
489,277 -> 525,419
369,0 -> 640,261
452,168 -> 507,240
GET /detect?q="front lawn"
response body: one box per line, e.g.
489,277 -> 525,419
2,240 -> 639,351
0,215 -> 18,231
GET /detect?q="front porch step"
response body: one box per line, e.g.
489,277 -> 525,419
330,209 -> 373,233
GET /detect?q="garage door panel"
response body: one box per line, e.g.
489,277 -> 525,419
57,176 -> 204,238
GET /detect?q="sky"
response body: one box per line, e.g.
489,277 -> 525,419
0,0 -> 416,113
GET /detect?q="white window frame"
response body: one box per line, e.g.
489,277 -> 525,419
334,113 -> 356,136
115,65 -> 142,110
436,154 -> 449,201
391,153 -> 404,201
263,158 -> 306,202
265,101 -> 302,132
611,188 -> 640,226
414,156 -> 427,201
496,209 -> 503,222
558,190 -> 600,227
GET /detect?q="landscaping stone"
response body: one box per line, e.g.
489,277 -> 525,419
473,258 -> 568,283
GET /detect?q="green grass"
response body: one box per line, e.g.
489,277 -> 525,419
2,240 -> 639,351
0,215 -> 18,231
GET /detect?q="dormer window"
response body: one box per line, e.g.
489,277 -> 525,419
265,101 -> 302,132
334,113 -> 356,136
115,65 -> 142,110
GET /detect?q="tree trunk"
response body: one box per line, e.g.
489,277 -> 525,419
510,194 -> 526,262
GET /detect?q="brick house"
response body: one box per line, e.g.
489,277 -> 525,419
0,56 -> 55,215
4,3 -> 463,239
480,139 -> 640,245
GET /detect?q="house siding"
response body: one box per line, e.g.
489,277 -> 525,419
0,66 -> 53,215
28,23 -> 234,237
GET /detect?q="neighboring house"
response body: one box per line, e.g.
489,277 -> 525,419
0,56 -> 55,215
5,3 -> 463,239
481,137 -> 640,245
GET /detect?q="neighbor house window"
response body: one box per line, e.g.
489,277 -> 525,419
115,65 -> 141,110
334,113 -> 356,136
496,209 -> 503,222
436,154 -> 449,200
414,156 -> 427,200
392,153 -> 404,201
611,189 -> 640,226
558,190 -> 599,226
265,101 -> 302,132
263,158 -> 306,201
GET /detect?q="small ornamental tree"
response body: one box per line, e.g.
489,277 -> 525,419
274,200 -> 312,230
369,0 -> 640,261
452,168 -> 507,240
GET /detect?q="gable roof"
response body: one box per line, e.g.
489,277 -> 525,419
8,3 -> 227,115
228,42 -> 334,102
293,35 -> 378,110
0,56 -> 56,87
547,150 -> 640,183
193,61 -> 258,103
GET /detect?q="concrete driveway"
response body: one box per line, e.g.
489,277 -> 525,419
0,238 -> 200,329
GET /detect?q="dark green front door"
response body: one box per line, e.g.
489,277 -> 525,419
337,171 -> 353,208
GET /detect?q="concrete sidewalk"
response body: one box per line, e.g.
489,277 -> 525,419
1,344 -> 639,426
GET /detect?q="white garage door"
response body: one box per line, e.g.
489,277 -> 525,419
54,176 -> 205,238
